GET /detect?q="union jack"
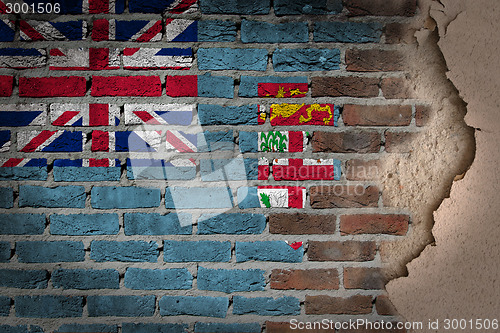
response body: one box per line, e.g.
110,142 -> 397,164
50,104 -> 120,126
0,104 -> 46,127
17,131 -> 83,152
125,104 -> 194,126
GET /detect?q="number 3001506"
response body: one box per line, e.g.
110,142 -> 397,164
5,2 -> 61,13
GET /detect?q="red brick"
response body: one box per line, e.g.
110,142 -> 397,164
266,321 -> 332,333
308,241 -> 376,261
310,185 -> 379,208
19,76 -> 86,97
376,295 -> 399,315
166,75 -> 197,97
340,214 -> 410,235
311,76 -> 379,98
344,267 -> 386,289
381,77 -> 414,99
384,23 -> 417,44
312,132 -> 381,153
345,0 -> 417,16
343,105 -> 412,126
346,49 -> 406,72
385,132 -> 418,153
269,213 -> 336,234
270,269 -> 339,290
91,76 -> 161,96
305,295 -> 373,315
0,75 -> 13,97
346,159 -> 381,181
415,105 -> 431,126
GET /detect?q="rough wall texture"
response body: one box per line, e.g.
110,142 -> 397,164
388,0 -> 500,331
0,0 -> 479,332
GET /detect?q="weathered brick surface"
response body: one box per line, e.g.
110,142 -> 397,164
270,269 -> 339,290
269,213 -> 336,234
346,159 -> 381,180
312,131 -> 382,153
312,76 -> 380,97
385,22 -> 417,44
385,131 -> 418,153
381,77 -> 414,99
305,295 -> 373,314
344,0 -> 417,16
346,49 -> 406,72
310,185 -> 379,208
344,267 -> 386,289
340,214 -> 410,235
376,295 -> 400,315
343,105 -> 412,126
308,241 -> 376,261
416,105 -> 432,126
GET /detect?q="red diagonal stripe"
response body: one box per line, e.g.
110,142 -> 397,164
19,20 -> 45,41
0,1 -> 9,14
170,0 -> 197,13
2,158 -> 23,167
166,131 -> 194,153
21,131 -> 57,152
135,21 -> 162,42
133,111 -> 161,125
52,111 -> 80,126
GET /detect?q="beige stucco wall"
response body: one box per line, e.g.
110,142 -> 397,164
388,0 -> 500,330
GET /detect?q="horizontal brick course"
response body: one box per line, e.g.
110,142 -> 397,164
305,295 -> 373,315
308,240 -> 377,261
310,185 -> 380,208
346,49 -> 406,72
269,213 -> 336,234
312,76 -> 380,98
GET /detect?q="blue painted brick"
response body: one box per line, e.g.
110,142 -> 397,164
236,241 -> 304,262
17,241 -> 84,263
198,267 -> 265,293
200,158 -> 257,181
198,131 -> 234,152
233,296 -> 300,315
195,323 -> 261,333
129,0 -> 183,13
0,187 -> 12,208
159,296 -> 228,318
241,20 -> 308,43
200,0 -> 270,14
239,76 -> 308,97
90,241 -> 158,262
198,48 -> 268,71
198,73 -> 234,98
55,324 -> 117,333
52,269 -> 119,290
122,323 -> 187,333
87,296 -> 155,317
15,296 -> 83,318
237,187 -> 260,208
314,21 -> 383,43
53,166 -> 121,182
19,186 -> 85,208
124,213 -> 192,235
124,268 -> 192,290
238,131 -> 258,153
198,104 -> 259,125
274,0 -> 342,15
0,269 -> 48,289
50,214 -> 119,235
0,159 -> 47,181
0,296 -> 10,316
273,48 -> 341,71
126,159 -> 195,180
0,326 -> 43,333
198,213 -> 266,234
0,214 -> 45,235
164,240 -> 231,262
198,20 -> 237,42
165,187 -> 233,209
0,241 -> 10,262
91,187 -> 160,209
